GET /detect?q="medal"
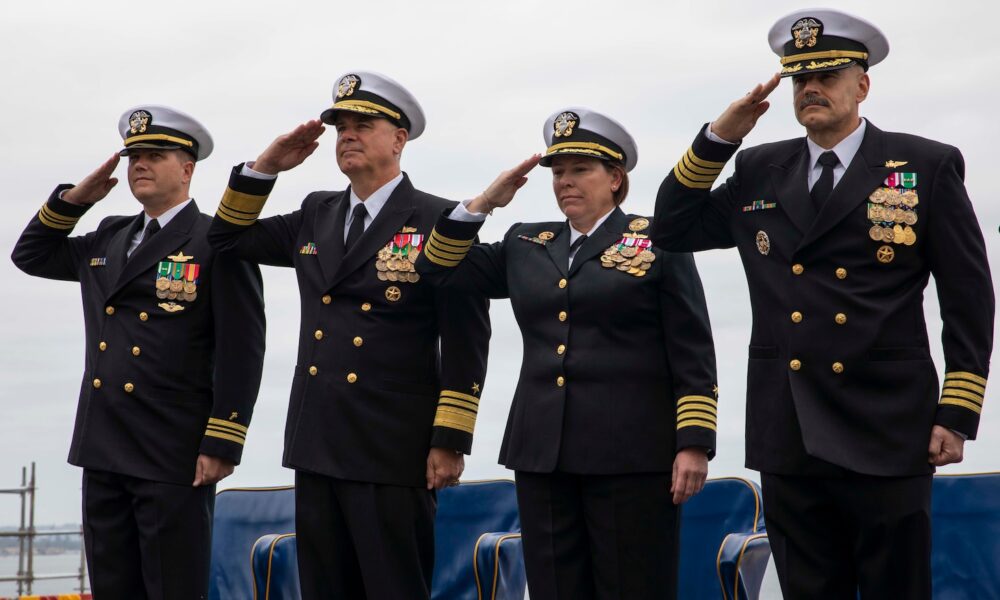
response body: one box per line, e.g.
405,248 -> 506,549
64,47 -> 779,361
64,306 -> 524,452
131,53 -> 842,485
755,231 -> 770,256
869,225 -> 884,241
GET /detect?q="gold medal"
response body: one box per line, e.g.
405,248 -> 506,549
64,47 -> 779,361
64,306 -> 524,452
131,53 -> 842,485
155,277 -> 171,291
169,280 -> 184,293
387,271 -> 399,282
378,247 -> 392,260
183,291 -> 197,302
377,271 -> 388,281
634,270 -> 647,277
601,261 -> 615,269
628,218 -> 650,232
639,262 -> 652,270
876,245 -> 895,263
882,226 -> 895,242
901,190 -> 919,207
621,246 -> 638,258
869,225 -> 884,241
903,226 -> 917,246
385,286 -> 402,302
638,250 -> 655,261
894,211 -> 907,224
409,272 -> 421,283
627,267 -> 640,274
611,254 -> 626,263
616,263 -> 631,272
868,189 -> 886,204
603,247 -> 617,256
167,292 -> 178,300
867,204 -> 883,221
408,251 -> 419,264
376,260 -> 388,272
183,282 -> 197,294
882,207 -> 895,222
903,211 -> 917,225
886,189 -> 902,206
893,224 -> 905,244
156,289 -> 170,299
630,257 -> 643,267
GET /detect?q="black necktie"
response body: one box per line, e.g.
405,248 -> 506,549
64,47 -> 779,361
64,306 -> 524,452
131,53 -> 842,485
568,234 -> 588,266
810,151 -> 839,211
345,203 -> 368,252
129,219 -> 160,260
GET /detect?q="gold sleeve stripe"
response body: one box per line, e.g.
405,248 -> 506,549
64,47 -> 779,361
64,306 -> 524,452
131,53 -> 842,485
208,418 -> 249,433
678,405 -> 717,418
216,205 -> 259,226
424,245 -> 464,267
945,371 -> 987,386
430,229 -> 475,248
678,411 -> 718,424
425,240 -> 470,260
683,151 -> 724,175
678,395 -> 718,408
685,148 -> 727,169
673,165 -> 715,189
678,419 -> 717,431
38,205 -> 79,229
940,398 -> 983,414
207,425 -> 246,440
440,390 -> 480,404
221,188 -> 269,214
676,162 -> 722,184
943,380 -> 986,395
941,389 -> 984,405
204,430 -> 246,445
434,407 -> 476,433
439,398 -> 479,413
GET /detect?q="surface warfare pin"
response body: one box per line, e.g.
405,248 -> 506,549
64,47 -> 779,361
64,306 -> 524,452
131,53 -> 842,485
756,231 -> 771,255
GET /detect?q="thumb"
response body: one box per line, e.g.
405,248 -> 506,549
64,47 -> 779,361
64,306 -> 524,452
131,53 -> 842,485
192,460 -> 204,487
425,457 -> 435,490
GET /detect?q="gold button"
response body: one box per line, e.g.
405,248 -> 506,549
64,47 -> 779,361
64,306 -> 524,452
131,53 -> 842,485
322,295 -> 332,305
832,362 -> 844,374
92,378 -> 102,389
557,344 -> 566,356
558,279 -> 567,289
361,302 -> 372,312
139,312 -> 148,322
836,268 -> 848,280
789,359 -> 801,371
98,342 -> 107,351
347,372 -> 358,383
314,330 -> 324,340
123,383 -> 134,393
792,264 -> 804,275
556,376 -> 565,387
131,346 -> 141,356
105,306 -> 115,315
791,311 -> 803,323
353,336 -> 363,347
558,311 -> 567,322
308,366 -> 318,376
835,313 -> 847,325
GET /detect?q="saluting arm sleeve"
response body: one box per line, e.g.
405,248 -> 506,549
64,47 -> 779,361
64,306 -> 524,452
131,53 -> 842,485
652,124 -> 742,252
12,185 -> 95,281
199,252 -> 267,463
208,164 -> 302,267
659,250 -> 720,458
416,211 -> 512,299
925,148 -> 994,439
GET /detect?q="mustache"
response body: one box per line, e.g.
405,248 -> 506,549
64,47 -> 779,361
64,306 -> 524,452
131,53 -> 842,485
799,94 -> 830,110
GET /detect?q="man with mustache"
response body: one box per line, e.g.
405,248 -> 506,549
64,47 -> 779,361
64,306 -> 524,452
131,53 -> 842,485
652,9 -> 993,599
208,71 -> 490,599
12,105 -> 266,598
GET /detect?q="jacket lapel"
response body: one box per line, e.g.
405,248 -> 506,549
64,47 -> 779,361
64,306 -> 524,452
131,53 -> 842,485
104,213 -> 143,291
108,201 -> 197,300
543,223 -> 571,277
768,141 -> 815,236
569,208 -> 627,277
329,175 -> 416,289
799,122 -> 891,250
315,192 -> 349,285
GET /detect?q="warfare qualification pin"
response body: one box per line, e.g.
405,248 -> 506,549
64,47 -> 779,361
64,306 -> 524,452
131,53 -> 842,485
755,231 -> 770,256
791,18 -> 822,48
129,110 -> 151,135
553,112 -> 578,138
337,74 -> 360,99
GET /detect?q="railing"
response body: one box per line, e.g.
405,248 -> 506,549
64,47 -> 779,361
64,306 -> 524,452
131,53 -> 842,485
0,464 -> 87,596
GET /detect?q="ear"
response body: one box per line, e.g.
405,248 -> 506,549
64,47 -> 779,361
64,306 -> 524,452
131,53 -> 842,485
611,166 -> 624,189
856,71 -> 870,103
393,127 -> 409,157
181,158 -> 195,184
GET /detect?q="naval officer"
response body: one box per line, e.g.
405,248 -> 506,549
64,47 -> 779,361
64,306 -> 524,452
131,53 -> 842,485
652,9 -> 994,598
416,108 -> 718,600
12,105 -> 266,598
207,71 -> 490,599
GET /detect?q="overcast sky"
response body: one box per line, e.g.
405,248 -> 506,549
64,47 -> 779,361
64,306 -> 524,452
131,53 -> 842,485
1,0 -> 997,526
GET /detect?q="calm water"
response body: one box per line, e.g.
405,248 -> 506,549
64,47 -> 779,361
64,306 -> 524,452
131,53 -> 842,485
0,552 -> 87,596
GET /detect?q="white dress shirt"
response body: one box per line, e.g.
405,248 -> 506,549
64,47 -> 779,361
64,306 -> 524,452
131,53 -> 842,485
128,199 -> 192,257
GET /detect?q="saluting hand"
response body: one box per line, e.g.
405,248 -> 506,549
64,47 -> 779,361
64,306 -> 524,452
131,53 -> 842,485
710,73 -> 781,143
466,154 -> 541,214
252,119 -> 326,175
192,454 -> 236,487
671,447 -> 709,505
426,447 -> 465,490
61,153 -> 121,205
928,425 -> 965,467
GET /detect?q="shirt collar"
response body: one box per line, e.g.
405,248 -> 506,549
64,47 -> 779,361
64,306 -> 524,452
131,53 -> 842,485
569,207 -> 617,243
349,172 -> 404,222
144,199 -> 192,229
806,118 -> 867,171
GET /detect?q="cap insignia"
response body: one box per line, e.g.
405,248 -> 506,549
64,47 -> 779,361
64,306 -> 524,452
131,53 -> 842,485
553,112 -> 578,138
791,18 -> 822,49
129,110 -> 151,135
337,74 -> 360,99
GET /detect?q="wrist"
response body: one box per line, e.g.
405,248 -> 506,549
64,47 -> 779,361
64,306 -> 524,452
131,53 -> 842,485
467,194 -> 491,215
250,158 -> 279,175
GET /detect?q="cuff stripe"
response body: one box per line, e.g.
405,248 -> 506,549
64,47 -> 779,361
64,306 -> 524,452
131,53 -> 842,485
208,418 -> 249,433
424,244 -> 464,267
685,147 -> 727,169
940,398 -> 983,414
216,206 -> 259,226
204,430 -> 246,445
221,188 -> 269,213
429,229 -> 475,248
945,371 -> 987,386
678,395 -> 718,408
678,419 -> 717,431
440,390 -> 480,404
439,398 -> 479,413
941,389 -> 984,405
38,205 -> 79,229
673,166 -> 715,189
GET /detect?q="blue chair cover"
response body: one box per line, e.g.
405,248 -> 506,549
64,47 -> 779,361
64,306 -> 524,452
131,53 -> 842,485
474,532 -> 526,600
251,533 -> 300,600
932,473 -> 1000,600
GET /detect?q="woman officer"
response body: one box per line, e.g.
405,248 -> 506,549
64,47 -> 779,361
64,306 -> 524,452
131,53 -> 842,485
415,108 -> 718,600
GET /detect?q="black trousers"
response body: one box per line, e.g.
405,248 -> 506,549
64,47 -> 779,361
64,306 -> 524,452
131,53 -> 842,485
514,471 -> 679,600
294,471 -> 436,600
761,472 -> 932,600
81,468 -> 215,600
